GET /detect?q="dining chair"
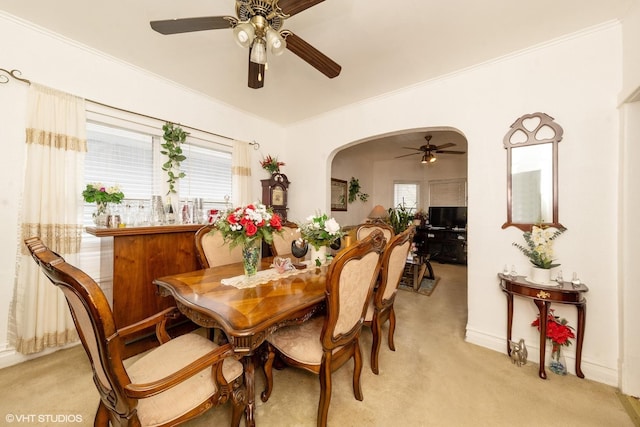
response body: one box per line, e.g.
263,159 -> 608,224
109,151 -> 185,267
24,237 -> 246,427
356,222 -> 395,242
195,224 -> 243,268
261,230 -> 387,427
270,221 -> 301,257
363,226 -> 416,374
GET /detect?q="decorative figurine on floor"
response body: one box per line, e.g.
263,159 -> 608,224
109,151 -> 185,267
509,338 -> 528,367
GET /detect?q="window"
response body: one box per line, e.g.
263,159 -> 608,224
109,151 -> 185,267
428,178 -> 467,207
393,182 -> 419,210
81,112 -> 233,303
180,142 -> 232,204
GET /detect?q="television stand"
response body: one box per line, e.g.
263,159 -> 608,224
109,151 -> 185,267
414,227 -> 467,265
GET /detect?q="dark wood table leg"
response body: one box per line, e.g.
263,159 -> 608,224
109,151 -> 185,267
243,356 -> 256,427
575,302 -> 586,378
534,299 -> 550,379
505,290 -> 514,356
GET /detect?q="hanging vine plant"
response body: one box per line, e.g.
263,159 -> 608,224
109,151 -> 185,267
161,122 -> 188,194
348,177 -> 369,203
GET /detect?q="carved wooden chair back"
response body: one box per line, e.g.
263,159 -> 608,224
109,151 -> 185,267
262,230 -> 387,427
195,224 -> 243,268
364,226 -> 416,374
356,222 -> 394,242
24,236 -> 245,427
270,221 -> 301,257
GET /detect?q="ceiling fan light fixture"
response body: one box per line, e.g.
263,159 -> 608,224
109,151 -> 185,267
233,21 -> 255,48
421,154 -> 428,164
428,153 -> 437,163
250,37 -> 267,64
266,28 -> 286,56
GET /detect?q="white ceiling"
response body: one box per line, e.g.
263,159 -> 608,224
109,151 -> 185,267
0,0 -> 634,127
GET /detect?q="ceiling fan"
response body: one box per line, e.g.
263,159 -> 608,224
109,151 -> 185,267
150,0 -> 341,89
395,135 -> 466,164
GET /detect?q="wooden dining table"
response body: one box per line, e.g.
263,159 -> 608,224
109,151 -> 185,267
153,258 -> 327,427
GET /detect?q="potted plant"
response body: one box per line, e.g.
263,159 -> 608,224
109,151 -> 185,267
387,204 -> 415,234
513,224 -> 566,284
161,122 -> 188,195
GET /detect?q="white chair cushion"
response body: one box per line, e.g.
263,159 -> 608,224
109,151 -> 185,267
268,316 -> 335,365
126,333 -> 243,426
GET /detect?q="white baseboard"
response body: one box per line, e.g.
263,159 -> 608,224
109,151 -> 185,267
465,327 -> 619,387
0,342 -> 80,370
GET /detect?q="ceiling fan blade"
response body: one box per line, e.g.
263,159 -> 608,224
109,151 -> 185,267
402,146 -> 424,152
278,0 -> 325,16
433,142 -> 456,150
150,16 -> 235,35
395,152 -> 422,159
248,55 -> 265,89
436,150 -> 466,154
283,31 -> 341,78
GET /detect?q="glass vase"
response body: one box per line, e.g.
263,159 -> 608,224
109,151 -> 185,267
549,343 -> 568,375
92,201 -> 109,227
242,239 -> 261,277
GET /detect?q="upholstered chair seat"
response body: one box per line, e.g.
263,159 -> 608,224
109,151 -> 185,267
127,333 -> 243,426
262,231 -> 387,427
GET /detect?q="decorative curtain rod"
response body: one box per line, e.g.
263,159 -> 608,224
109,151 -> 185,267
0,67 -> 260,150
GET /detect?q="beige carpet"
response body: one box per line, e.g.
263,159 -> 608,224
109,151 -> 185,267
0,263 -> 636,426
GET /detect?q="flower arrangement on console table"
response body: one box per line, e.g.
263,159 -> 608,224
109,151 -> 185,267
82,183 -> 125,226
531,309 -> 575,375
260,154 -> 285,175
513,224 -> 566,284
298,212 -> 344,266
214,203 -> 283,277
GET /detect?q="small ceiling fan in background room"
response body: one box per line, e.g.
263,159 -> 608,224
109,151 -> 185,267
150,0 -> 341,89
396,135 -> 466,164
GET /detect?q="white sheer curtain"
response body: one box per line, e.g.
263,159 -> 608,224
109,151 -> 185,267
232,140 -> 253,206
9,84 -> 86,354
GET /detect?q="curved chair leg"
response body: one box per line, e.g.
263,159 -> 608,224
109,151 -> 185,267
261,344 -> 275,402
230,380 -> 247,427
353,341 -> 364,401
318,358 -> 333,427
370,315 -> 382,375
388,308 -> 397,351
93,401 -> 110,427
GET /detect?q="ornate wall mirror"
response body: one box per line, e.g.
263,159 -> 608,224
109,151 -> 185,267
503,112 -> 564,231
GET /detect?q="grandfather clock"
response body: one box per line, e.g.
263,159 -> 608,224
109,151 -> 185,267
261,173 -> 290,221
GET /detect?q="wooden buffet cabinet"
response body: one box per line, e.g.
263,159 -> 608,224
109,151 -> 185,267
86,224 -> 203,357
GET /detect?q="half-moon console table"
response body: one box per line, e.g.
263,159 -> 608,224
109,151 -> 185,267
498,273 -> 588,379
86,224 -> 203,357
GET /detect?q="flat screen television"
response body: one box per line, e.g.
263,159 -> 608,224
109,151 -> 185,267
428,206 -> 467,229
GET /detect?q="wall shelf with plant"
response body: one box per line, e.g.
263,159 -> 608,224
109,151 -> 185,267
348,177 -> 369,203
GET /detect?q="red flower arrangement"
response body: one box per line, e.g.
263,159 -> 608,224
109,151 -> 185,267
531,309 -> 576,346
214,202 -> 283,248
260,154 -> 285,174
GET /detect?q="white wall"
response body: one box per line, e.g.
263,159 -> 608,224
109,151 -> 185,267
620,101 -> 640,396
621,1 -> 640,102
0,12 -> 284,366
285,24 -> 623,386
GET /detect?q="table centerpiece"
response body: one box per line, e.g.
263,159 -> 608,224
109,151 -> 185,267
298,212 -> 344,266
214,202 -> 283,277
